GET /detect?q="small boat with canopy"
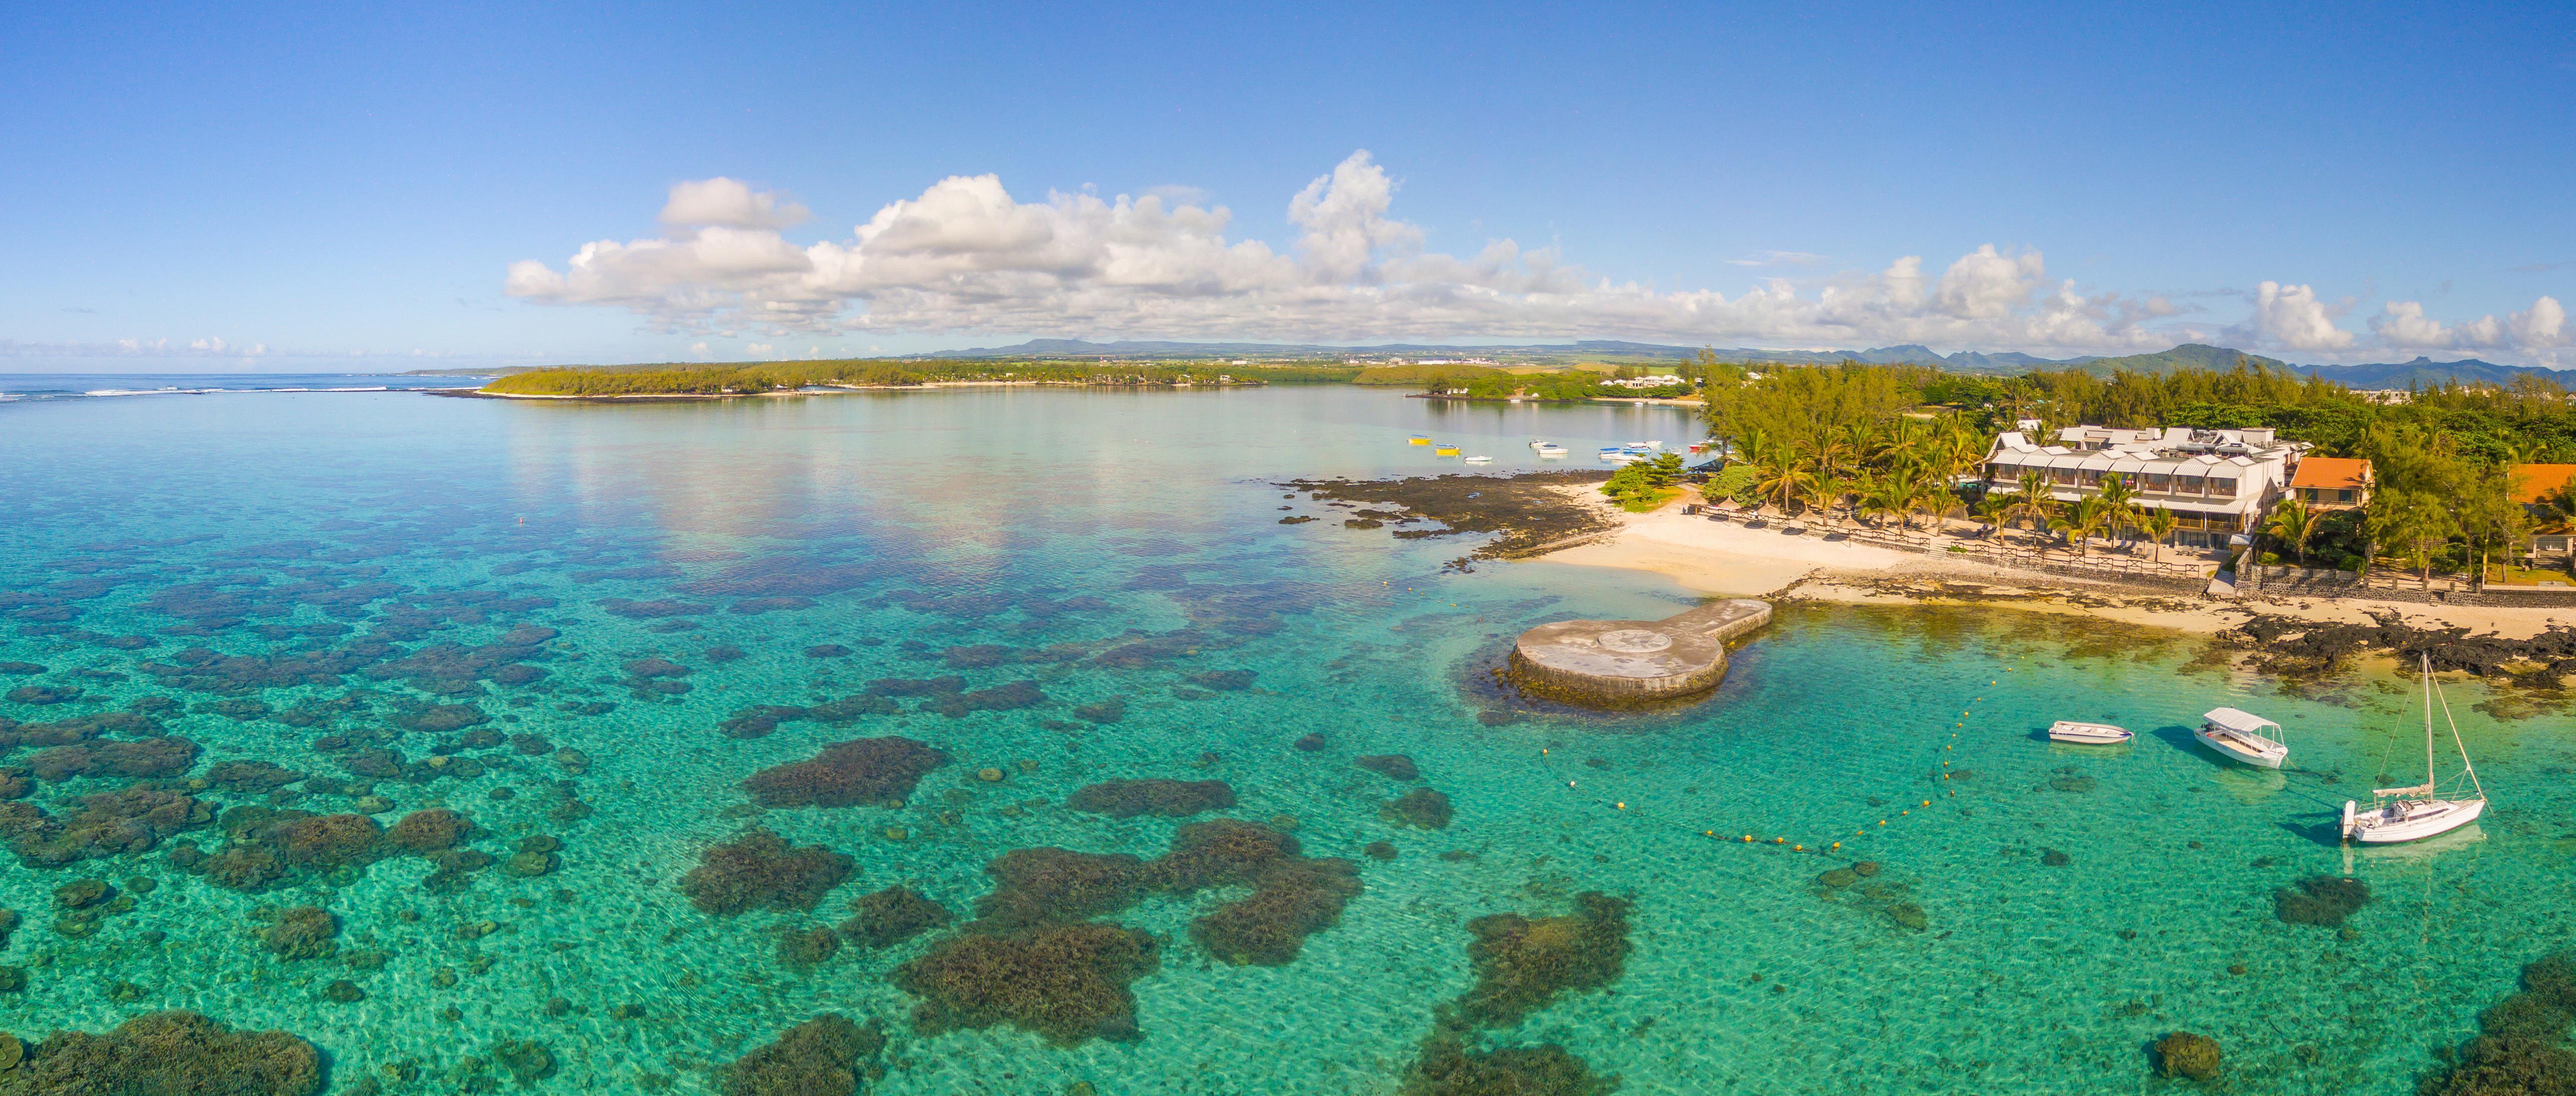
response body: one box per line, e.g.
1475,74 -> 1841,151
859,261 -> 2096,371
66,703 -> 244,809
2196,707 -> 2288,768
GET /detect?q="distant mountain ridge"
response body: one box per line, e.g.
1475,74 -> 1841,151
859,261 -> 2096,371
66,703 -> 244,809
918,337 -> 2558,385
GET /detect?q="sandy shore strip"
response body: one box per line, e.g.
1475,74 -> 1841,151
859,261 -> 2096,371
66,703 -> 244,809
1532,494 -> 2576,640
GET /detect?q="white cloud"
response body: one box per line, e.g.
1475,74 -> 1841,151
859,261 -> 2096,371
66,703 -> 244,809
744,342 -> 775,357
504,152 -> 2563,363
661,178 -> 810,230
1723,250 -> 1828,268
2370,295 -> 2568,357
2245,281 -> 2354,351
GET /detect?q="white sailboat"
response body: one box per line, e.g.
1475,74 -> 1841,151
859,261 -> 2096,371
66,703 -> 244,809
2343,653 -> 2487,844
2196,707 -> 2289,768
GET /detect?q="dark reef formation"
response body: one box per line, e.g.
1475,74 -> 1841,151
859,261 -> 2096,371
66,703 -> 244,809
1389,890 -> 1637,1093
1457,892 -> 1635,1028
724,1014 -> 886,1096
2153,1032 -> 2222,1081
776,925 -> 843,970
2230,612 -> 2576,682
1382,788 -> 1454,830
1402,1033 -> 1622,1096
890,819 -> 1361,1044
24,736 -> 201,782
1357,754 -> 1422,781
680,827 -> 853,915
969,849 -> 1154,931
840,886 -> 952,949
1065,779 -> 1237,819
1189,855 -> 1363,966
0,788 -> 213,867
257,905 -> 341,960
384,807 -> 475,853
0,1009 -> 325,1095
2420,952 -> 2576,1095
1278,471 -> 1618,559
893,923 -> 1161,1047
2275,875 -> 2371,927
741,737 -> 949,808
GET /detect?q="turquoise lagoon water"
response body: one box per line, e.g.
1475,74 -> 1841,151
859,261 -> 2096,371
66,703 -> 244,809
0,384 -> 2564,1094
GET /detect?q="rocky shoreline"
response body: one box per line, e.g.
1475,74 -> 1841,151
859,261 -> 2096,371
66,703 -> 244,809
1276,471 -> 1617,563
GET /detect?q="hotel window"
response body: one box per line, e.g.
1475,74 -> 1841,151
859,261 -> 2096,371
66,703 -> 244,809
2335,489 -> 2353,503
2177,475 -> 2205,492
2144,472 -> 2171,491
2210,478 -> 2237,496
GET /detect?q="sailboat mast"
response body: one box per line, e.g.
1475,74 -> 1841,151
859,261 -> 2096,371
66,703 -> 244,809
2423,652 -> 2438,789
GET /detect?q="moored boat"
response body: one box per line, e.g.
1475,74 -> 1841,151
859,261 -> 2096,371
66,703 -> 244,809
2196,707 -> 2288,768
1434,444 -> 1460,456
2343,654 -> 2487,844
1408,436 -> 1432,446
1464,455 -> 1493,464
2047,720 -> 2131,745
1536,445 -> 1568,458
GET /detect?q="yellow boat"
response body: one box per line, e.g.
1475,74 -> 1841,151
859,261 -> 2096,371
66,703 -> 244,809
1434,444 -> 1460,456
1407,436 -> 1432,446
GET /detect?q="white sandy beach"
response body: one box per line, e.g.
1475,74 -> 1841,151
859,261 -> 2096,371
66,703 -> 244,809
1533,492 -> 2576,639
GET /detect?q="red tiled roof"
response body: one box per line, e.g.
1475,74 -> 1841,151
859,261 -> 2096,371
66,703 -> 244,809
2514,464 -> 2576,505
2290,457 -> 2371,491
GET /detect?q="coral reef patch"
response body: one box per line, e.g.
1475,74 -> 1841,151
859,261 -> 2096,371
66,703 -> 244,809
723,1014 -> 886,1096
741,738 -> 949,809
893,923 -> 1161,1047
1065,779 -> 1237,819
2,1009 -> 325,1095
681,828 -> 853,915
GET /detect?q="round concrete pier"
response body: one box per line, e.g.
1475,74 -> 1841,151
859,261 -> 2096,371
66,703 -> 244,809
1506,599 -> 1772,707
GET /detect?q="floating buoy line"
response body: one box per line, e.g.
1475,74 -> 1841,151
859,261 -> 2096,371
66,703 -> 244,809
1545,656 -> 2028,864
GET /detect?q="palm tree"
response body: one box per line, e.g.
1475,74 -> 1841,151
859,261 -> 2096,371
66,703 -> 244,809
2263,497 -> 2324,566
1752,454 -> 1813,515
1968,492 -> 2008,539
1909,477 -> 1958,533
2136,506 -> 2179,562
1998,470 -> 2057,544
1856,472 -> 1908,530
2050,496 -> 2116,557
2095,474 -> 2141,548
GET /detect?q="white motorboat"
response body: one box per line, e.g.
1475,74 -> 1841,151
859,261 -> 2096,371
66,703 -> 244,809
1529,439 -> 1551,450
2048,720 -> 2132,745
2196,707 -> 2289,768
1536,445 -> 1568,458
2343,654 -> 2488,844
1464,455 -> 1493,464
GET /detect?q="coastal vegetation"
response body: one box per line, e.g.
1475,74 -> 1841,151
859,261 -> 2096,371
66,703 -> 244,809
1599,453 -> 1685,511
1698,364 -> 1985,531
481,359 -> 1364,396
1698,357 -> 2574,582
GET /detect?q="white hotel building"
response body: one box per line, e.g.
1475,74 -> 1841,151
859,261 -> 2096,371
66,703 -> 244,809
1981,426 -> 2310,550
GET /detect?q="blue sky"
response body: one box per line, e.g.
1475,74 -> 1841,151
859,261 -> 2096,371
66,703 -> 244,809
4,1 -> 2571,371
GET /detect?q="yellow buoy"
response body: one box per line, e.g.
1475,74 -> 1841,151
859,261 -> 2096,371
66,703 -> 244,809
1878,820 -> 1888,826
1704,830 -> 1714,837
1831,842 -> 1841,850
1920,800 -> 1930,807
1772,837 -> 1785,844
1615,802 -> 1626,810
1741,834 -> 1753,843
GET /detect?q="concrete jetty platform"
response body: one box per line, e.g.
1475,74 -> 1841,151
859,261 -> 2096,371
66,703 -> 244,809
1506,599 -> 1772,707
